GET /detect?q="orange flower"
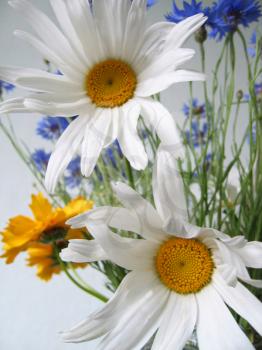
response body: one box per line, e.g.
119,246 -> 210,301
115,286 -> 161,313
1,193 -> 93,280
27,243 -> 61,281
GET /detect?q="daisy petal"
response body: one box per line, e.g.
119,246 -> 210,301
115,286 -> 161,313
170,69 -> 206,83
60,239 -> 107,263
212,240 -> 241,281
118,101 -> 148,170
152,293 -> 197,350
215,263 -> 238,287
139,98 -> 181,146
213,273 -> 262,335
66,0 -> 105,64
197,284 -> 254,350
98,284 -> 169,350
136,70 -> 205,97
0,97 -> 31,114
14,30 -> 83,82
138,48 -> 195,81
24,97 -> 88,117
16,74 -> 83,93
211,238 -> 260,286
165,14 -> 207,50
61,270 -> 158,342
67,206 -> 141,234
49,0 -> 88,66
45,116 -> 87,193
132,22 -> 174,71
238,241 -> 262,268
121,0 -> 147,61
103,107 -> 119,148
0,66 -> 48,85
239,277 -> 262,288
153,147 -> 188,230
88,223 -> 158,271
81,109 -> 112,177
93,0 -> 130,58
111,181 -> 167,243
198,227 -> 229,241
9,0 -> 86,72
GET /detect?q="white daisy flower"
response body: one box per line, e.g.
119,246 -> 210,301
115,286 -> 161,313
0,0 -> 206,192
60,147 -> 262,349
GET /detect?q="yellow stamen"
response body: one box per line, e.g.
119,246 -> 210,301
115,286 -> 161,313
156,237 -> 214,294
85,59 -> 137,108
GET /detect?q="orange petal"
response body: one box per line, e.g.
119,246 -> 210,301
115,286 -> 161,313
30,193 -> 53,221
63,197 -> 93,220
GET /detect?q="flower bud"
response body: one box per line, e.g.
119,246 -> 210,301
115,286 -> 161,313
195,26 -> 207,43
56,239 -> 69,250
237,90 -> 243,100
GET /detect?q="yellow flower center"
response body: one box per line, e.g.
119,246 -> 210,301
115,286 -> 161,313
156,237 -> 214,294
85,59 -> 137,108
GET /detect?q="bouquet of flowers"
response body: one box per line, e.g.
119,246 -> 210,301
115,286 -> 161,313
0,0 -> 262,349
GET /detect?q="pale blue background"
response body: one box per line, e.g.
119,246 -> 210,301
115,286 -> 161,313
0,0 -> 259,349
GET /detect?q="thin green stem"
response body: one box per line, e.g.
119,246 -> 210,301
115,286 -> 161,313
56,253 -> 108,303
125,158 -> 135,189
217,34 -> 235,229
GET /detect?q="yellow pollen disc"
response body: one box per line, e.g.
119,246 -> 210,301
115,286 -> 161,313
85,59 -> 137,108
156,237 -> 214,294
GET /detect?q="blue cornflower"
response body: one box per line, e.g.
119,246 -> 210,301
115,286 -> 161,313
55,69 -> 63,76
94,166 -> 103,182
0,80 -> 15,93
252,124 -> 256,143
208,0 -> 262,40
166,0 -> 204,23
32,149 -> 51,173
255,82 -> 262,99
185,120 -> 208,148
147,0 -> 157,8
103,140 -> 123,169
204,153 -> 212,170
183,99 -> 206,118
250,30 -> 257,45
205,153 -> 212,163
65,155 -> 104,185
104,148 -> 118,169
248,30 -> 257,57
244,82 -> 262,101
247,123 -> 256,144
250,82 -> 262,102
64,157 -> 82,189
36,116 -> 69,141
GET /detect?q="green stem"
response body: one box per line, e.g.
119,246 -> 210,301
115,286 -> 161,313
237,29 -> 260,204
232,97 -> 242,154
199,42 -> 209,105
199,41 -> 211,225
217,34 -> 236,229
57,254 -> 108,303
237,29 -> 258,119
212,37 -> 229,106
125,158 -> 135,189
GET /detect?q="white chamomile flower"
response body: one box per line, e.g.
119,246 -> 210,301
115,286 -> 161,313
60,147 -> 262,350
0,0 -> 206,192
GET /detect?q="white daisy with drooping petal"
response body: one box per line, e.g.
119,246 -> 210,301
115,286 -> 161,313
61,147 -> 262,350
0,0 -> 206,192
